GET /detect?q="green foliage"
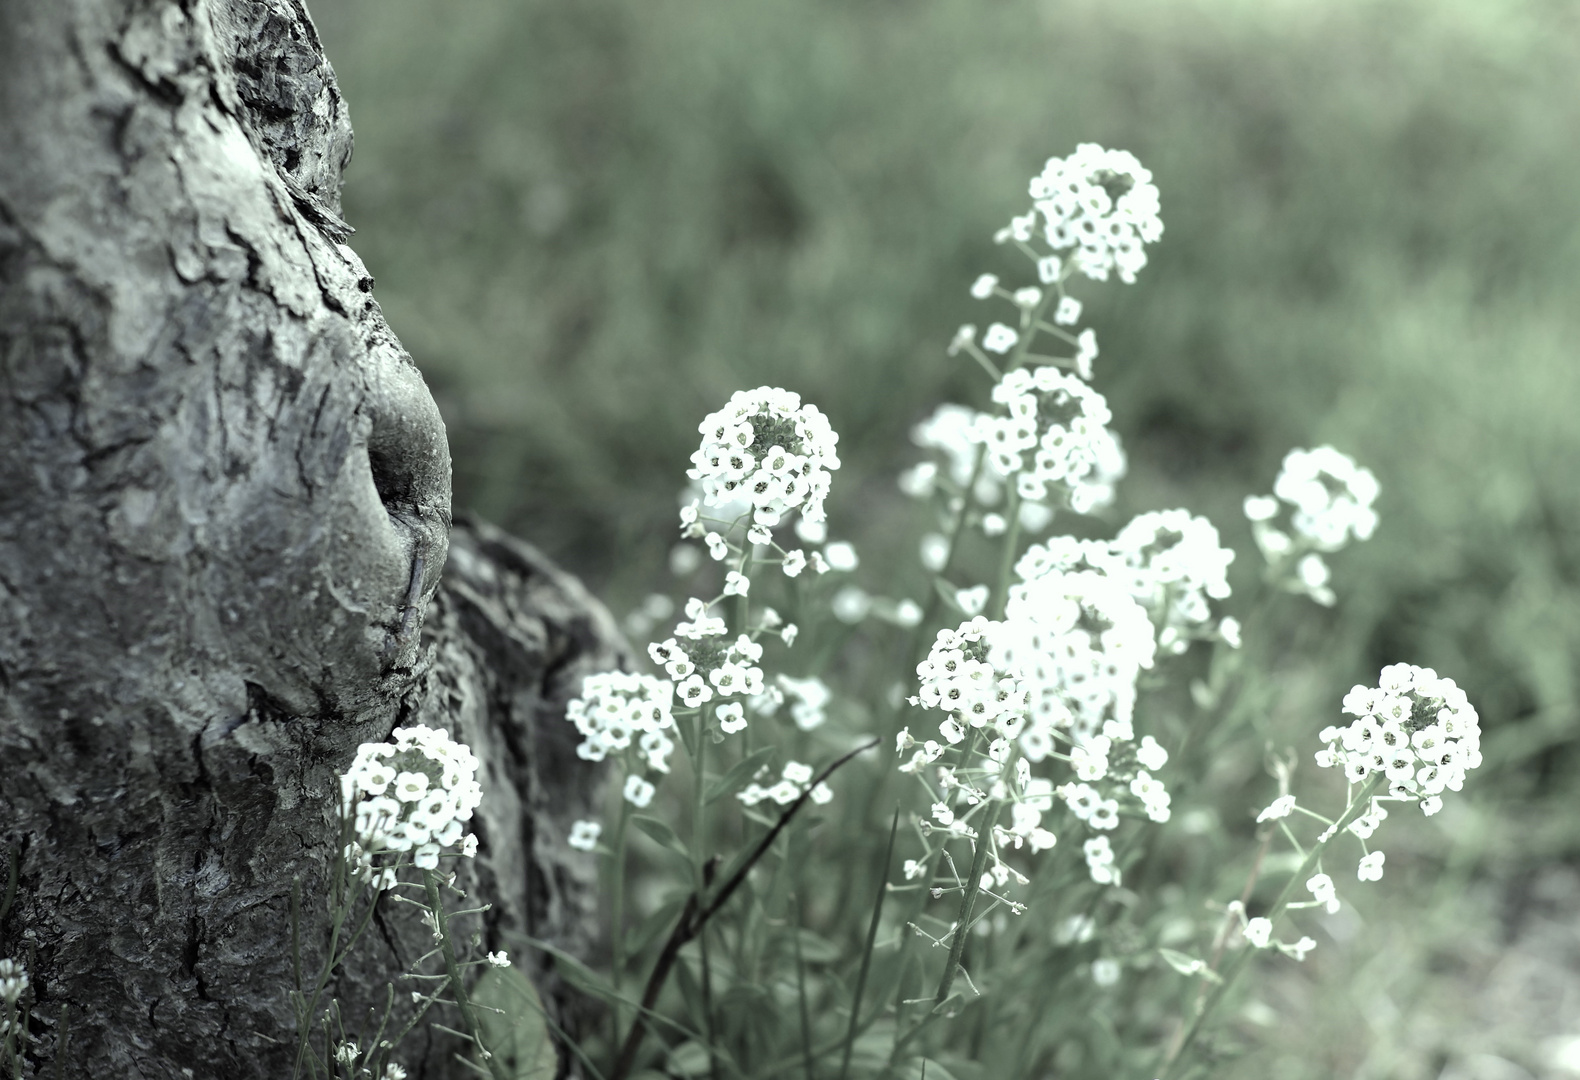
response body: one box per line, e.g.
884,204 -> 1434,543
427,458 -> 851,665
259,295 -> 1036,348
472,967 -> 559,1079
310,1 -> 1580,1075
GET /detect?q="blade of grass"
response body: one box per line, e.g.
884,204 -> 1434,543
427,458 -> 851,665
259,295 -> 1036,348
793,895 -> 816,1080
839,810 -> 899,1080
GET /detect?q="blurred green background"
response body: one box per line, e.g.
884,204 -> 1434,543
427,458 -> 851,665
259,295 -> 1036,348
312,0 -> 1580,1075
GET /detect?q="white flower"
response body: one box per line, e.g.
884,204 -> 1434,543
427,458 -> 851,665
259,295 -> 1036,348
460,834 -> 479,858
1219,616 -> 1242,649
723,570 -> 750,597
623,774 -> 656,808
1053,295 -> 1083,326
824,541 -> 858,571
1272,447 -> 1380,552
0,958 -> 28,1005
1357,851 -> 1385,882
1306,872 -> 1340,914
1013,287 -> 1043,309
782,549 -> 807,577
383,1066 -> 408,1080
781,623 -> 799,646
832,586 -> 872,623
1136,735 -> 1169,771
687,388 -> 841,529
1243,917 -> 1272,949
486,951 -> 511,968
568,820 -> 602,851
706,532 -> 729,561
1243,494 -> 1279,521
894,600 -> 923,627
335,1041 -> 361,1066
982,323 -> 1020,354
955,585 -> 989,616
920,533 -> 950,572
970,273 -> 999,299
1091,958 -> 1121,986
1025,144 -> 1163,283
931,801 -> 955,827
716,702 -> 748,734
393,771 -> 430,802
810,782 -> 834,805
1037,255 -> 1062,284
1256,795 -> 1297,823
948,324 -> 977,355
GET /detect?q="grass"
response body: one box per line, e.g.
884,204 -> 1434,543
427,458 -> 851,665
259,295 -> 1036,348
308,0 -> 1580,1075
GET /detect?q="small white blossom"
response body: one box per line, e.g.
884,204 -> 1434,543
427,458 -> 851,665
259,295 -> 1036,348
623,774 -> 656,808
568,820 -> 602,852
948,324 -> 977,355
0,958 -> 28,1005
1357,851 -> 1385,882
1256,795 -> 1297,823
982,323 -> 1020,354
1243,917 -> 1272,949
723,570 -> 750,597
824,541 -> 858,571
1053,295 -> 1083,325
970,273 -> 999,299
1136,735 -> 1169,771
486,951 -> 511,968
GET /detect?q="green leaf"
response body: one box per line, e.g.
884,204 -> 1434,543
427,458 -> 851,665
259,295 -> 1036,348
632,814 -> 692,862
705,746 -> 778,804
667,1041 -> 712,1077
470,966 -> 559,1079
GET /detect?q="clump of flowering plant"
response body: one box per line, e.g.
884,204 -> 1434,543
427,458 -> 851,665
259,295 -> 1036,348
521,144 -> 1482,1080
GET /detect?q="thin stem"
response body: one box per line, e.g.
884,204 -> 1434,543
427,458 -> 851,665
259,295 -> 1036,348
1158,776 -> 1382,1079
933,799 -> 1000,1007
839,811 -> 899,1080
609,739 -> 879,1080
422,870 -> 508,1080
990,486 -> 1023,620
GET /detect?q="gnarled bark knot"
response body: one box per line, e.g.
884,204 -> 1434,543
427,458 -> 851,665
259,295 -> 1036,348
0,1 -> 619,1075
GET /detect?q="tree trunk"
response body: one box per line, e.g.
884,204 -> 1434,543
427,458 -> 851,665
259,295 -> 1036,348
0,1 -> 617,1076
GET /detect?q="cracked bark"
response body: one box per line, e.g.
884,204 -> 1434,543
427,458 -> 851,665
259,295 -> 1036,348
0,2 -> 617,1076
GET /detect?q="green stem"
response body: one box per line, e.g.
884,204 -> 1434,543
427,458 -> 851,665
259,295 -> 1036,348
1158,776 -> 1382,1079
610,797 -> 633,1022
933,799 -> 1000,1007
422,870 -> 508,1080
990,486 -> 1023,621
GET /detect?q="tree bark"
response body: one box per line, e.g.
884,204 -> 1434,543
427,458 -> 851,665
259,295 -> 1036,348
0,1 -> 617,1076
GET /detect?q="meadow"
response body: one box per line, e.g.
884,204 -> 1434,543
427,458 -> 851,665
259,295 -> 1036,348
306,1 -> 1580,1076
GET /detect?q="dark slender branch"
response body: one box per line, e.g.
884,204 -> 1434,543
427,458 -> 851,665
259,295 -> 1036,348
609,737 -> 880,1080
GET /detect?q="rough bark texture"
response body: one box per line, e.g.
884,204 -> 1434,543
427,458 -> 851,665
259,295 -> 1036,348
0,1 -> 616,1076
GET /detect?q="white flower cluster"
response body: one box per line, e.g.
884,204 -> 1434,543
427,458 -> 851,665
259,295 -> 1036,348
687,386 -> 840,529
974,367 -> 1124,515
567,670 -> 678,772
339,725 -> 485,872
997,144 -> 1164,284
737,760 -> 834,808
900,404 -> 1061,537
906,603 -> 1171,883
913,617 -> 1031,745
0,958 -> 27,1005
1317,663 -> 1482,816
1015,513 -> 1235,657
1000,564 -> 1158,748
649,628 -> 765,712
1110,510 -> 1235,654
1245,446 -> 1379,606
776,674 -> 831,731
